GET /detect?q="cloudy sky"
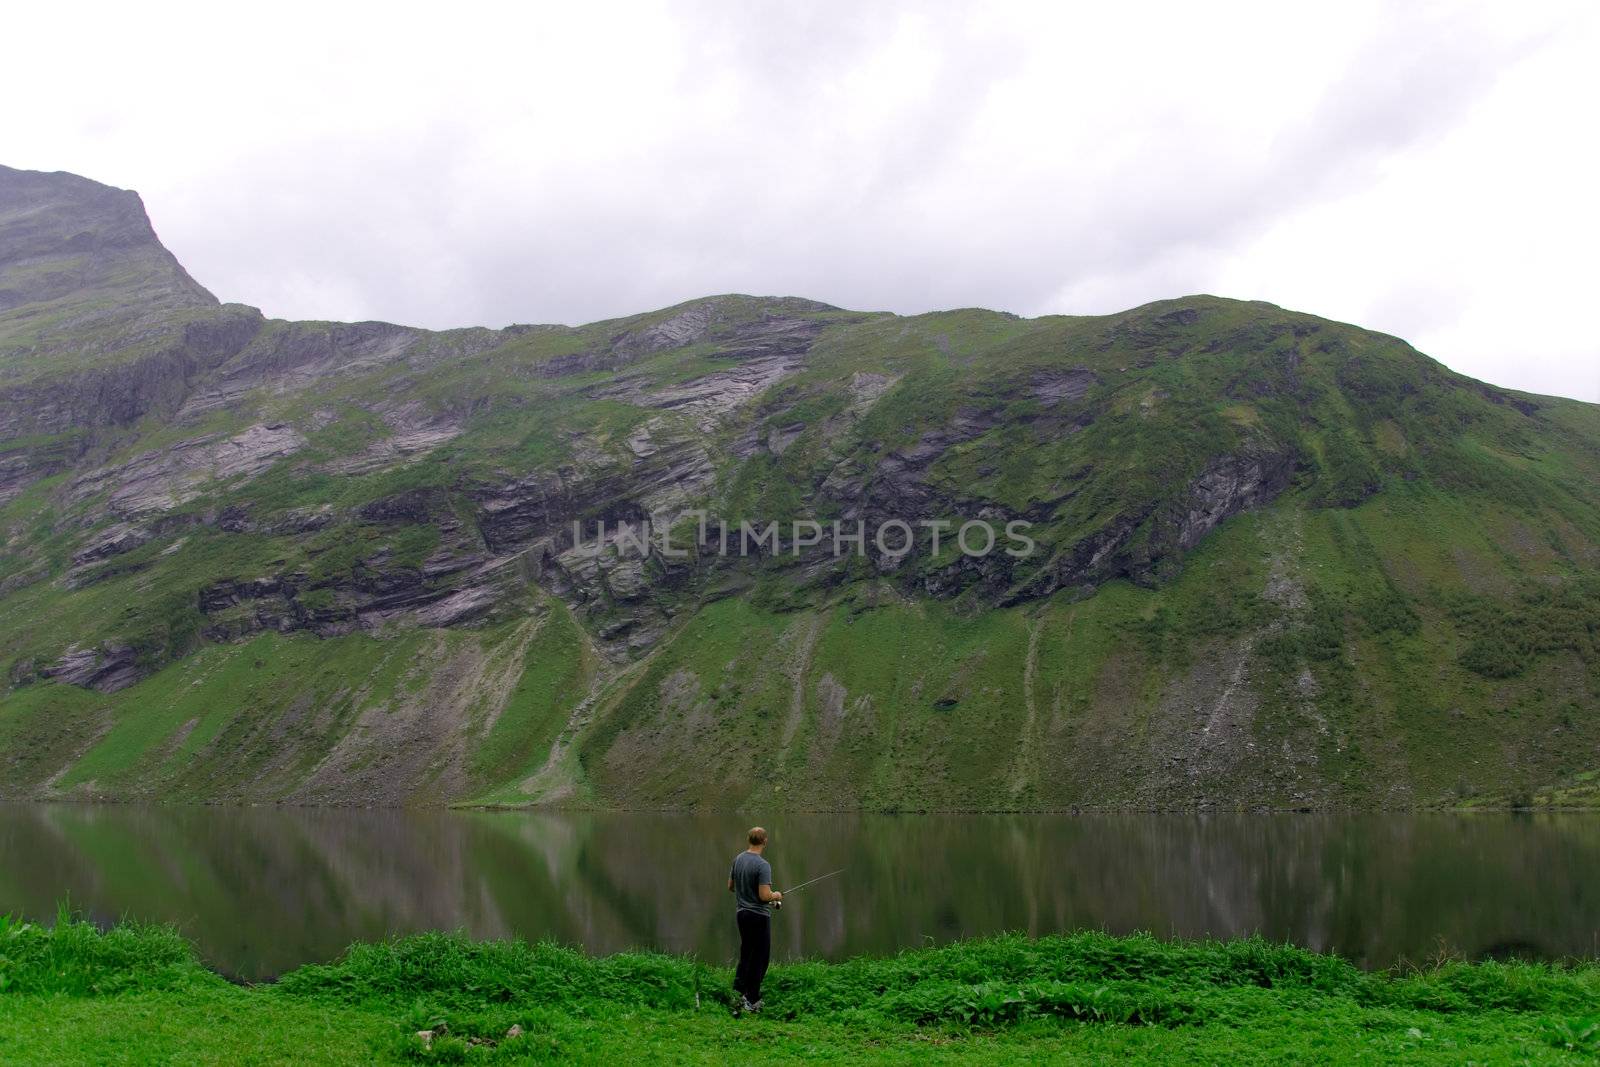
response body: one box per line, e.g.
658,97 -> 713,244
6,1 -> 1596,401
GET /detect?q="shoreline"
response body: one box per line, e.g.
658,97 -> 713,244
3,918 -> 1597,1064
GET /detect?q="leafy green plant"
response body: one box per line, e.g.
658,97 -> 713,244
8,916 -> 1600,1063
1542,1014 -> 1600,1054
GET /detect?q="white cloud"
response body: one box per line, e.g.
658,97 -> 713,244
3,0 -> 1595,400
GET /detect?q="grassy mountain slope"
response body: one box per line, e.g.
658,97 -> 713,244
0,164 -> 1596,809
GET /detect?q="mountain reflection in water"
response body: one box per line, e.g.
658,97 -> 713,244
2,805 -> 1596,980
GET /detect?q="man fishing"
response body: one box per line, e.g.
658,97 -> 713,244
727,826 -> 781,1014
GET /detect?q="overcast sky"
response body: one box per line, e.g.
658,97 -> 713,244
5,1 -> 1596,401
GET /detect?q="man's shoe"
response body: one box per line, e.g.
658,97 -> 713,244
745,998 -> 763,1013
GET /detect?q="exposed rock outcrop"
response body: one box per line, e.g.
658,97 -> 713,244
69,422 -> 306,515
42,643 -> 141,693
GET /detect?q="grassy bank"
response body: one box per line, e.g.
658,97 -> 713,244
2,915 -> 1599,1064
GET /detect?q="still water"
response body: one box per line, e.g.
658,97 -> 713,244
2,804 -> 1597,980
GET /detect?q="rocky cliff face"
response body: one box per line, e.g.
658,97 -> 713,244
0,164 -> 1597,811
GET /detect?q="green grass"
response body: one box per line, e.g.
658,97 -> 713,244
1,630 -> 431,801
468,604 -> 597,794
3,914 -> 1599,1064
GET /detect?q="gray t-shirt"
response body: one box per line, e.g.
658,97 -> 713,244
730,851 -> 773,915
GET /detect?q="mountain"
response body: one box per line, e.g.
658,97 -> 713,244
0,165 -> 1596,810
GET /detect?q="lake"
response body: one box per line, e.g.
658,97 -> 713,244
2,804 -> 1597,980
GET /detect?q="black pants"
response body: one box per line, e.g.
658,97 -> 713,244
734,910 -> 770,1002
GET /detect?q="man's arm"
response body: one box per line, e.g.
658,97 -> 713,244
757,883 -> 783,903
727,878 -> 735,893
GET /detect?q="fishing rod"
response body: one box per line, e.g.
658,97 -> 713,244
773,868 -> 845,908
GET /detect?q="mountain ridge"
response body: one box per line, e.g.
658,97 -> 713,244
0,164 -> 1596,811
